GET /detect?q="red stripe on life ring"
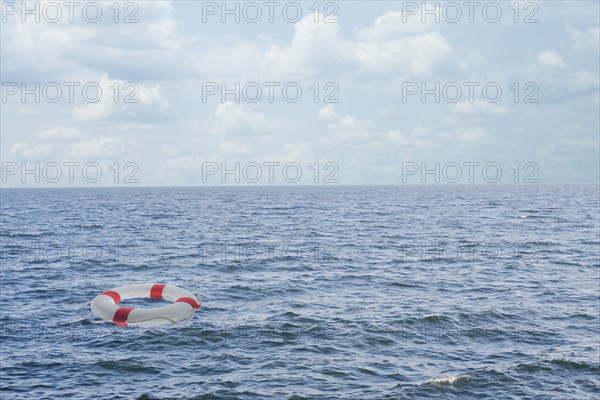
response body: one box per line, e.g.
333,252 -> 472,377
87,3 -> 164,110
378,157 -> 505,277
150,284 -> 166,299
176,297 -> 201,309
113,307 -> 134,326
101,290 -> 121,304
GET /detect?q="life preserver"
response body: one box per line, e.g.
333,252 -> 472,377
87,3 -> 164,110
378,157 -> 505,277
91,283 -> 201,327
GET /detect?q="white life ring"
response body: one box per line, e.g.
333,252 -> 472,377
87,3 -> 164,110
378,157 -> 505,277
90,283 -> 201,327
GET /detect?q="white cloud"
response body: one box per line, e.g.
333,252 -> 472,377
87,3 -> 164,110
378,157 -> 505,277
68,137 -> 125,159
457,50 -> 488,73
318,106 -> 373,141
8,142 -> 29,157
2,2 -> 598,185
354,31 -> 451,75
456,127 -> 489,144
163,156 -> 203,173
190,40 -> 264,81
412,126 -> 431,137
22,145 -> 54,159
385,126 -> 437,149
568,70 -> 600,91
318,105 -> 339,122
329,115 -> 373,139
148,17 -> 183,51
8,142 -> 53,160
264,14 -> 349,78
356,11 -> 434,39
557,136 -> 599,148
211,102 -> 270,134
537,135 -> 599,165
566,26 -> 600,52
264,12 -> 452,78
38,126 -> 81,140
452,100 -> 510,116
534,49 -> 566,72
1,1 -> 186,80
17,107 -> 36,116
72,74 -> 170,122
386,130 -> 409,146
3,23 -> 95,72
219,141 -> 252,156
320,106 -> 440,151
263,143 -> 312,164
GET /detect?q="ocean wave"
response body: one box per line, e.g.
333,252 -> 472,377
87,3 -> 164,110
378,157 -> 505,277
425,374 -> 470,385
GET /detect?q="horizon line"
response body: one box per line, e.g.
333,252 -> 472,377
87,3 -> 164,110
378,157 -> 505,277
1,183 -> 599,190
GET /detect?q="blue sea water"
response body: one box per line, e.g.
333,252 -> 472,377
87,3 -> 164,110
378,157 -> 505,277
0,185 -> 598,399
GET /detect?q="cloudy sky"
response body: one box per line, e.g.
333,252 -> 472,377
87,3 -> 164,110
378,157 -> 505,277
1,0 -> 598,186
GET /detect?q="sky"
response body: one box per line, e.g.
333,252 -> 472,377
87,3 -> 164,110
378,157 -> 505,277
1,0 -> 599,186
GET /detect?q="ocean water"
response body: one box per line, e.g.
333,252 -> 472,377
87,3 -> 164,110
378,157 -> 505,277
0,185 -> 598,399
